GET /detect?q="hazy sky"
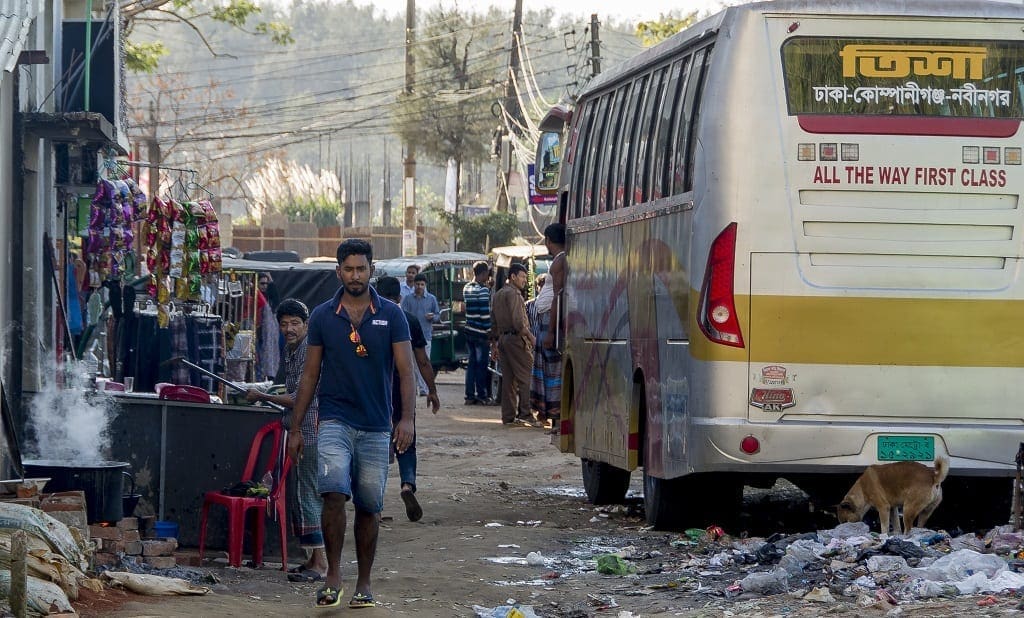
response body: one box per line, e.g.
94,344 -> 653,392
349,0 -> 730,23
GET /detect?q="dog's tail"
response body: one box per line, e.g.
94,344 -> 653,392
933,455 -> 950,485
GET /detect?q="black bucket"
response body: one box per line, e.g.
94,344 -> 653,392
23,460 -> 130,523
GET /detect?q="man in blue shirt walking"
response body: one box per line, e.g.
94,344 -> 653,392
287,239 -> 416,609
400,273 -> 440,396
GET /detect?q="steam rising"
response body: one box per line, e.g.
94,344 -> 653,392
27,358 -> 116,463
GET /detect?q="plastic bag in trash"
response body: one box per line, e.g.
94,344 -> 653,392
472,605 -> 540,618
739,567 -> 789,595
880,537 -> 926,562
953,569 -> 1024,594
906,549 -> 1006,582
898,577 -> 959,598
866,554 -> 908,574
779,539 -> 825,576
596,553 -> 635,575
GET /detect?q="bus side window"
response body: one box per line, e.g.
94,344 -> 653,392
684,48 -> 713,191
614,79 -> 643,210
669,54 -> 694,194
599,86 -> 629,214
672,46 -> 711,195
570,101 -> 595,220
653,59 -> 686,200
634,67 -> 667,205
584,94 -> 613,217
624,76 -> 650,208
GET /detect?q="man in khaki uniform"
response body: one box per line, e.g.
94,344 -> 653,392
490,263 -> 540,427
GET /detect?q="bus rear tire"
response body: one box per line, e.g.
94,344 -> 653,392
643,471 -> 685,529
643,473 -> 742,529
581,458 -> 630,505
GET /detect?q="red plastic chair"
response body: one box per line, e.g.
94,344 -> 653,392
198,421 -> 292,569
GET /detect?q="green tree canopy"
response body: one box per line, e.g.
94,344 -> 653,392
391,5 -> 503,172
436,210 -> 518,253
122,0 -> 293,72
635,12 -> 699,47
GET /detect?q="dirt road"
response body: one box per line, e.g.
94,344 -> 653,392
83,371 -> 1016,617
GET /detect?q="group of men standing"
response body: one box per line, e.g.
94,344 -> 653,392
463,223 -> 566,430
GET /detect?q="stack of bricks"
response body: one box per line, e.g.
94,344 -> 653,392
141,538 -> 178,569
89,517 -> 143,567
39,491 -> 89,539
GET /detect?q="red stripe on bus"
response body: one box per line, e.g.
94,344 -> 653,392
798,115 -> 1020,138
628,432 -> 640,451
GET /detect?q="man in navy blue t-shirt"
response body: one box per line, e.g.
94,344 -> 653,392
287,239 -> 415,609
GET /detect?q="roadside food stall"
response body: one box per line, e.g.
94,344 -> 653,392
372,252 -> 486,373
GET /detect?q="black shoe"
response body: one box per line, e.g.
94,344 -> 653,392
464,398 -> 479,405
401,489 -> 423,522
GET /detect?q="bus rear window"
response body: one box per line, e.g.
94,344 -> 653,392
782,37 -> 1024,119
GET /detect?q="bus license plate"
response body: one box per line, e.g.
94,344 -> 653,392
877,435 -> 934,461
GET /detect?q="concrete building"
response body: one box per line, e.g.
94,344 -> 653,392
1,0 -> 128,452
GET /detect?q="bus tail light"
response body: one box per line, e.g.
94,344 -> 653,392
697,222 -> 744,347
740,435 -> 760,455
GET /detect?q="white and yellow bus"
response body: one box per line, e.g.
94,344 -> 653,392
536,0 -> 1024,528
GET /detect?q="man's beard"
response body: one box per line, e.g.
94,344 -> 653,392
345,282 -> 367,296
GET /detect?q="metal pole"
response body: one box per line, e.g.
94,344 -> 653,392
590,14 -> 602,77
84,0 -> 93,110
403,0 -> 417,256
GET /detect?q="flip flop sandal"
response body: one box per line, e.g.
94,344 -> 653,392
401,489 -> 423,522
315,586 -> 343,608
287,565 -> 304,574
288,569 -> 324,583
349,592 -> 375,608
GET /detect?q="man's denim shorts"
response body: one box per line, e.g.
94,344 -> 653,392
317,419 -> 391,513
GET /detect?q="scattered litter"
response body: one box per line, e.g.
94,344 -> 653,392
596,554 -> 635,575
498,544 -> 520,549
485,522 -> 504,527
525,552 -> 546,566
472,604 -> 540,618
803,586 -> 835,603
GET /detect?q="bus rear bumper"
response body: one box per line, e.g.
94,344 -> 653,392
688,418 -> 1022,477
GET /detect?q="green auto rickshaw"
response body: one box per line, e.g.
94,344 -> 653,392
372,251 -> 487,373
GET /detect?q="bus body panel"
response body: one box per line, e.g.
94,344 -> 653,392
560,0 -> 1024,488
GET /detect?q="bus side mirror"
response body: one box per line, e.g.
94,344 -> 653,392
535,130 -> 562,193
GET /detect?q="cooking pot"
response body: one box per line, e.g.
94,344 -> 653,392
23,460 -> 131,524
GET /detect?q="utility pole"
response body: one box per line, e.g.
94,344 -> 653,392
496,0 -> 524,213
146,101 -> 161,201
590,14 -> 602,77
382,139 -> 392,227
402,0 -> 417,255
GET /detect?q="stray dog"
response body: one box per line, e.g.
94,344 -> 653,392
836,456 -> 949,535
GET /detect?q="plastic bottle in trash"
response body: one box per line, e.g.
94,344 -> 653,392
260,471 -> 273,489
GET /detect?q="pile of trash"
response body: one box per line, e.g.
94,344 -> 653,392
636,522 -> 1024,604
